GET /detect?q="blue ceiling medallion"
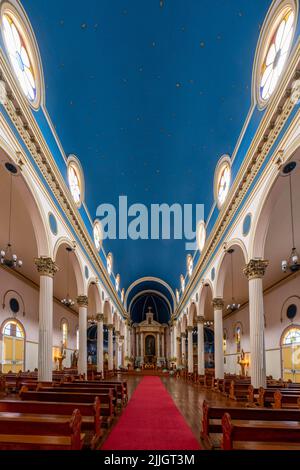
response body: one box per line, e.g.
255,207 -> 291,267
242,213 -> 252,237
48,212 -> 58,236
211,267 -> 215,281
85,265 -> 89,280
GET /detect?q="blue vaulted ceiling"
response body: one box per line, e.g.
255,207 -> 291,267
22,0 -> 272,298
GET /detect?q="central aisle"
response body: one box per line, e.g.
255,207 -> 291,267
101,376 -> 201,450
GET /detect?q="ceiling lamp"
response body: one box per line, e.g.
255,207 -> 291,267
226,248 -> 240,313
282,161 -> 300,273
0,164 -> 23,269
61,247 -> 75,308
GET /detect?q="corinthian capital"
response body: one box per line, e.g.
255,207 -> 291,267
96,313 -> 104,322
77,295 -> 88,307
196,316 -> 204,324
35,257 -> 59,277
243,259 -> 268,280
212,298 -> 224,310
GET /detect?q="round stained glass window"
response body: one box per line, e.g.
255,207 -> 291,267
287,304 -> 297,320
260,8 -> 295,102
2,12 -> 36,103
9,298 -> 19,314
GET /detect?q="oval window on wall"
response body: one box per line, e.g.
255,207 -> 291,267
0,1 -> 44,109
287,304 -> 297,320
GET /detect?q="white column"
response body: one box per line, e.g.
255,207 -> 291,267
181,332 -> 186,366
157,332 -> 160,359
161,331 -> 165,358
176,335 -> 181,365
140,332 -> 144,364
96,314 -> 104,375
115,331 -> 120,369
187,326 -> 194,373
128,327 -> 131,358
197,316 -> 205,376
123,325 -> 127,360
108,324 -> 114,371
77,295 -> 88,377
213,298 -> 224,379
120,335 -> 125,367
135,332 -> 140,357
244,259 -> 268,389
170,327 -> 173,358
35,258 -> 58,382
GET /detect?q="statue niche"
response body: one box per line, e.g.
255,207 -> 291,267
145,334 -> 156,363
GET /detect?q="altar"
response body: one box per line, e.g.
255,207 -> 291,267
133,307 -> 167,366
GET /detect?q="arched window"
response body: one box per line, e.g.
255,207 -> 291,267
61,320 -> 68,348
2,319 -> 25,373
282,326 -> 300,383
234,324 -> 242,354
283,327 -> 300,345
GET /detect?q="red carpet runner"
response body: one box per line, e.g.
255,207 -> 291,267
101,376 -> 201,450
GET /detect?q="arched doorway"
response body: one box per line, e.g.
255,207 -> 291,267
281,326 -> 300,383
1,319 -> 25,373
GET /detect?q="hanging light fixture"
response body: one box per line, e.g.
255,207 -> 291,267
226,248 -> 240,313
0,163 -> 23,269
281,162 -> 300,273
61,247 -> 75,307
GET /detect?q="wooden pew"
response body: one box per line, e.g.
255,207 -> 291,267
0,399 -> 101,448
19,387 -> 114,427
38,385 -> 118,411
221,412 -> 300,450
71,380 -> 128,405
201,400 -> 300,448
0,409 -> 84,450
257,387 -> 300,408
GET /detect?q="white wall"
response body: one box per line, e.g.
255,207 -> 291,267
223,275 -> 300,379
0,268 -> 78,372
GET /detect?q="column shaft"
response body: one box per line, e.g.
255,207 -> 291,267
197,317 -> 205,376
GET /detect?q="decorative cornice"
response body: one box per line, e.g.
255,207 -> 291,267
34,257 -> 58,278
0,51 -> 126,318
212,298 -> 224,310
243,259 -> 269,280
96,313 -> 104,322
77,295 -> 88,308
175,42 -> 300,317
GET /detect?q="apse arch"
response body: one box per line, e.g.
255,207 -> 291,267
128,290 -> 172,319
124,277 -> 176,310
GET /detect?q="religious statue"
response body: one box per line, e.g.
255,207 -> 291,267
55,341 -> 66,371
71,349 -> 78,368
238,349 -> 249,377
